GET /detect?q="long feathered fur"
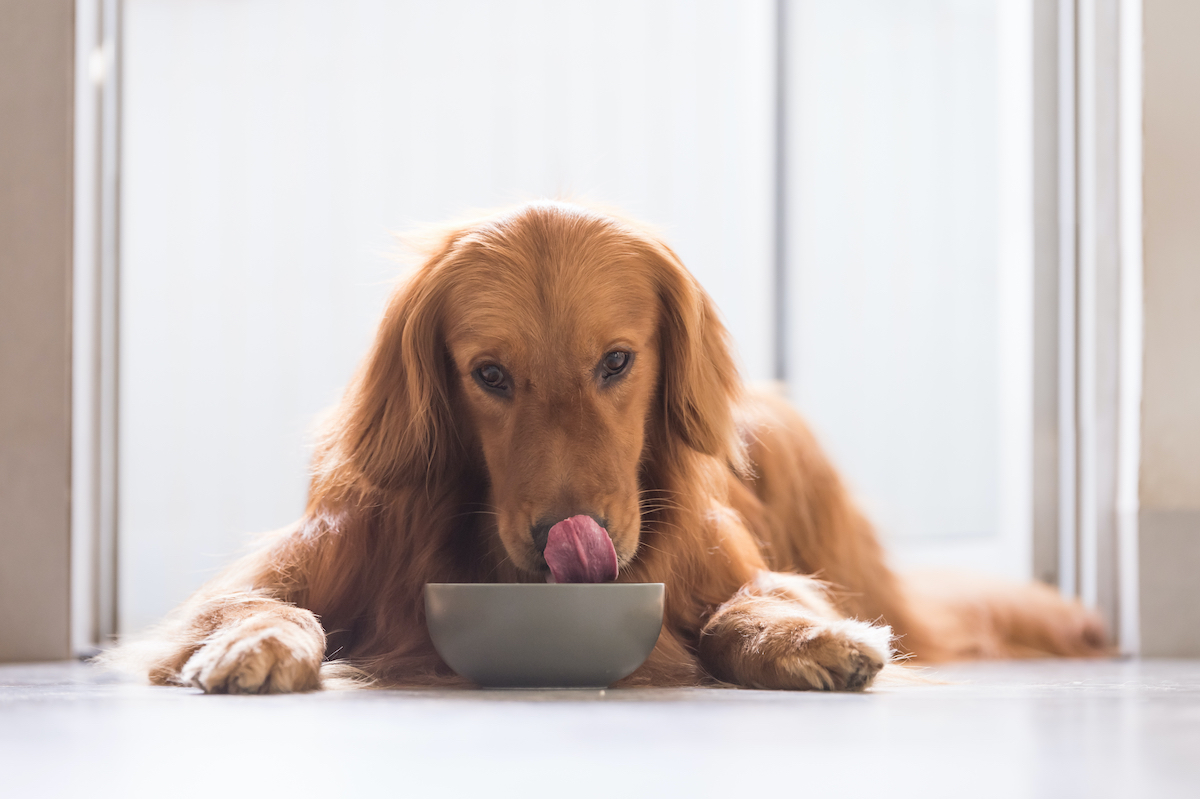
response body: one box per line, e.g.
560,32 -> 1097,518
102,201 -> 1108,693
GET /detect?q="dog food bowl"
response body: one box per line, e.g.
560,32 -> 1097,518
424,583 -> 664,688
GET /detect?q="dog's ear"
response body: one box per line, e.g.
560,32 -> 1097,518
312,232 -> 465,495
646,240 -> 748,475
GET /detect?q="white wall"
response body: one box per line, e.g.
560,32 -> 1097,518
119,0 -> 775,632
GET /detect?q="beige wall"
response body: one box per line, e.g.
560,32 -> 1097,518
0,0 -> 74,661
1140,0 -> 1200,656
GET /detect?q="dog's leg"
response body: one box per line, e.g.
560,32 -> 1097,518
151,593 -> 326,694
698,571 -> 893,691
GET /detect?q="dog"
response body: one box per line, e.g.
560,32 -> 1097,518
118,201 -> 1107,693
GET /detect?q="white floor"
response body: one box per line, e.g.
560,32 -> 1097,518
2,659 -> 1198,798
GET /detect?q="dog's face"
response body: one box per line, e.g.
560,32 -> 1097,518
441,222 -> 663,576
328,202 -> 744,582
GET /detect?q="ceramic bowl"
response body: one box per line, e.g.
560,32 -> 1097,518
424,582 -> 664,688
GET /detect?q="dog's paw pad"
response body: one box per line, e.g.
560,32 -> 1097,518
780,619 -> 891,691
181,619 -> 322,694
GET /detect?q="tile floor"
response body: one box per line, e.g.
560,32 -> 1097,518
1,658 -> 1198,798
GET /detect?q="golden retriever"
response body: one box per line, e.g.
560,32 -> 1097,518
120,201 -> 1107,693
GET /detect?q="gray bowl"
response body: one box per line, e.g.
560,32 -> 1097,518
424,583 -> 664,688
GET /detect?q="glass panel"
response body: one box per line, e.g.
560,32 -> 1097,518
784,0 -> 1030,575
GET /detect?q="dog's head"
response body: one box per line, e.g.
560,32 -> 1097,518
320,202 -> 744,580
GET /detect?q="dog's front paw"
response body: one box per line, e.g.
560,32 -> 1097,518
180,612 -> 324,694
773,618 -> 891,691
701,596 -> 893,691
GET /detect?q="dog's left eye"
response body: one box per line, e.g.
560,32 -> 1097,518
600,351 -> 630,379
474,364 -> 511,393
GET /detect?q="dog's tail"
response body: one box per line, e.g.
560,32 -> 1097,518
897,569 -> 1112,661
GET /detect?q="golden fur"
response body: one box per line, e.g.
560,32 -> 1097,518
115,201 -> 1107,693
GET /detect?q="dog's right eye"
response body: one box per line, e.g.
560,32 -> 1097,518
474,364 -> 510,393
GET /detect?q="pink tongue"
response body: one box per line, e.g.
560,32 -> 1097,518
544,515 -> 619,584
